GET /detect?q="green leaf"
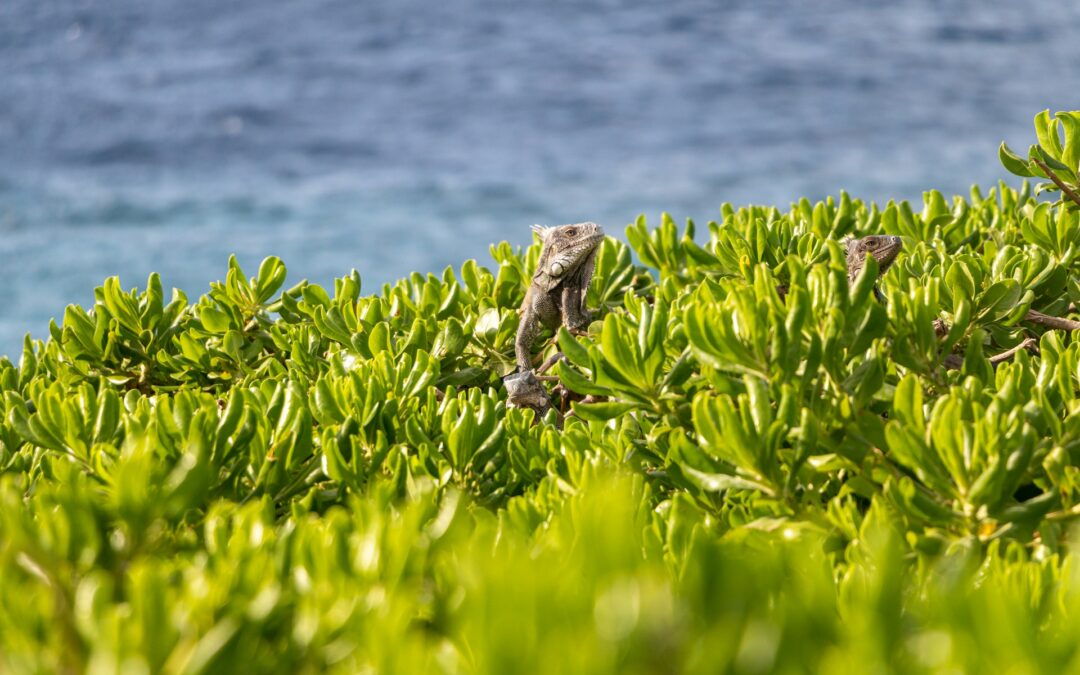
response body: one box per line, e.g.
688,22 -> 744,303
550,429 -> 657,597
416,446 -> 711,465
570,401 -> 641,422
255,256 -> 287,304
557,327 -> 592,368
368,321 -> 391,355
1034,109 -> 1063,161
1058,111 -> 1080,175
200,306 -> 233,334
554,361 -> 612,398
999,142 -> 1034,177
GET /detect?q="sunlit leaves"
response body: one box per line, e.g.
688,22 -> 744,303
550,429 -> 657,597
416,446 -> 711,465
1001,110 -> 1080,210
8,172 -> 1080,671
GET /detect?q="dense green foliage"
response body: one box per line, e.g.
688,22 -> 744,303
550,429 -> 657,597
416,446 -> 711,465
1001,109 -> 1080,211
5,113 -> 1080,673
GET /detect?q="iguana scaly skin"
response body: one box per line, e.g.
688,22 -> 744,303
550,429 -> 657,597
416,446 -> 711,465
515,222 -> 605,372
845,235 -> 903,301
503,370 -> 554,419
845,235 -> 903,282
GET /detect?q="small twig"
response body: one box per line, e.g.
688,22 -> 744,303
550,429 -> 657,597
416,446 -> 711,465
942,336 -> 1037,370
1024,309 -> 1080,331
1047,503 -> 1080,523
936,310 -> 1080,337
1032,157 -> 1080,209
536,351 -> 566,375
988,337 -> 1038,364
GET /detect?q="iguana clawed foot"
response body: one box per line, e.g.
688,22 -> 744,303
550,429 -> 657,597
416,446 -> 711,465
503,370 -> 557,422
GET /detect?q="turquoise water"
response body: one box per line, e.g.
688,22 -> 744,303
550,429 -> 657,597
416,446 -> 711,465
2,0 -> 1079,357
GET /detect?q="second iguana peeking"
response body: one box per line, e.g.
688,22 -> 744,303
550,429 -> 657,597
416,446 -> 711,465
514,222 -> 605,372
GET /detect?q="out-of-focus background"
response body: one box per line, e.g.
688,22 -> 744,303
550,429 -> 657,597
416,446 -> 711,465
1,0 -> 1078,357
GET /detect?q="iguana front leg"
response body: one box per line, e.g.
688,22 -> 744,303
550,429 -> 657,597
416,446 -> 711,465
560,249 -> 596,332
515,289 -> 560,372
561,284 -> 591,333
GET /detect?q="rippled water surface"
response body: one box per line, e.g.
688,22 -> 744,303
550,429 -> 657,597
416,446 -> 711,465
1,0 -> 1079,356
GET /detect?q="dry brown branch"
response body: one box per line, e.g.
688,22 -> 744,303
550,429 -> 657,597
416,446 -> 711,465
988,337 -> 1038,364
936,310 -> 1080,337
536,351 -> 566,375
1024,309 -> 1080,331
1032,157 -> 1080,209
942,336 -> 1037,370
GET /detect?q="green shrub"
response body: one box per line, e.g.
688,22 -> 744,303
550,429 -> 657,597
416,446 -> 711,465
4,113 -> 1080,672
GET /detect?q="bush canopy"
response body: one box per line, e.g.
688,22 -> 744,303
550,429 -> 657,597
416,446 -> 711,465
3,111 -> 1080,673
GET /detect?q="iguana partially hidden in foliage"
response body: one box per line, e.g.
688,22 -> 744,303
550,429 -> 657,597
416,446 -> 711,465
845,234 -> 903,301
514,222 -> 605,373
846,234 -> 1043,368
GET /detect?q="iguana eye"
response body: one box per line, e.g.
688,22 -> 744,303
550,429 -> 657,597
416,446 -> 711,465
550,261 -> 565,276
565,228 -> 577,237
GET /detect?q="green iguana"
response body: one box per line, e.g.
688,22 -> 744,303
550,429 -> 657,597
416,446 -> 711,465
514,222 -> 604,372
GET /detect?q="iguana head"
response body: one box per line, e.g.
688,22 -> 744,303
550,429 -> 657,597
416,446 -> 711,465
531,222 -> 605,292
845,235 -> 903,279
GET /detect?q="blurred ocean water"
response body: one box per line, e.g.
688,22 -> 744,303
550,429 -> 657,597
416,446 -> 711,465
1,0 -> 1078,356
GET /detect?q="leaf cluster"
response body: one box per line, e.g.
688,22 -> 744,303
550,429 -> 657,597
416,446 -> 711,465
5,169 -> 1080,671
1001,109 -> 1080,210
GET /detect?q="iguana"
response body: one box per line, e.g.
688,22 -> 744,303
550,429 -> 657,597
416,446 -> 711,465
845,234 -> 903,300
846,234 -> 1039,368
514,222 -> 605,372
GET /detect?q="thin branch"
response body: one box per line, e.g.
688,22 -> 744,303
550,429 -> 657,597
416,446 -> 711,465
1024,309 -> 1080,331
988,337 -> 1038,364
1032,157 -> 1080,209
942,336 -> 1037,371
1047,503 -> 1080,523
536,351 -> 566,375
936,310 -> 1080,335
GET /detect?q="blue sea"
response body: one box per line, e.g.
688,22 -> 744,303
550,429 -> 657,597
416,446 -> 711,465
1,0 -> 1078,357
